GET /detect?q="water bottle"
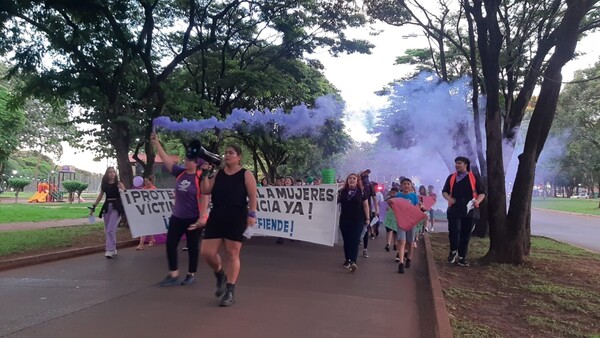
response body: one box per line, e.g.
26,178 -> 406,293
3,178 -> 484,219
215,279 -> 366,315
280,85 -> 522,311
88,215 -> 96,224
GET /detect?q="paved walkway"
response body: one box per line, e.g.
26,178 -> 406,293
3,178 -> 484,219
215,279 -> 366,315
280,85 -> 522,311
0,218 -> 90,232
0,237 -> 433,337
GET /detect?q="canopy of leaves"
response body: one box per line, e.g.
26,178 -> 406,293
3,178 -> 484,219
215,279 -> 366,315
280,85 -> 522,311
7,178 -> 30,191
62,180 -> 89,194
0,68 -> 25,165
549,61 -> 600,190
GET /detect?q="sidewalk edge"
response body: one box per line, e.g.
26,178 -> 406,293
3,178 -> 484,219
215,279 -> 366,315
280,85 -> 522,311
423,235 -> 453,338
531,207 -> 600,218
0,240 -> 138,272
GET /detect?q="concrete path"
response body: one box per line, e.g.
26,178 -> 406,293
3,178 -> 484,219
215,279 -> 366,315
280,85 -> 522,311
0,237 -> 433,337
0,218 -> 90,232
531,209 -> 600,252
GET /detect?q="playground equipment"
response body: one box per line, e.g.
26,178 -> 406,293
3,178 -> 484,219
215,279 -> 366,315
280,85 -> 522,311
28,183 -> 50,203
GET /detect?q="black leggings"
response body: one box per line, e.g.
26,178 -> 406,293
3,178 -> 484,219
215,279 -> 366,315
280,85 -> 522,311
166,216 -> 202,273
340,223 -> 363,262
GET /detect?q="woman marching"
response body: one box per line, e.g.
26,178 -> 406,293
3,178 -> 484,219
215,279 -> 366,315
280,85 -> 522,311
200,144 -> 257,307
150,133 -> 210,286
338,173 -> 370,272
90,167 -> 126,258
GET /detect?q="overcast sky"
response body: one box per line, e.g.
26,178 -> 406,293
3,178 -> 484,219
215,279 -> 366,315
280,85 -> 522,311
58,25 -> 600,174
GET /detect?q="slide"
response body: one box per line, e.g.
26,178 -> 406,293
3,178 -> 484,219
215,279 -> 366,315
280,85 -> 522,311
28,191 -> 48,203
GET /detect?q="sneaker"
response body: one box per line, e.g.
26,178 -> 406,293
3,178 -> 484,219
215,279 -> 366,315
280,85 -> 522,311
458,258 -> 470,267
349,262 -> 357,272
405,258 -> 412,268
158,274 -> 179,287
182,247 -> 188,251
385,244 -> 390,252
393,244 -> 397,251
104,251 -> 113,259
430,226 -> 435,232
181,274 -> 196,286
362,249 -> 369,258
370,235 -> 375,240
112,249 -> 117,256
341,260 -> 351,268
214,270 -> 227,297
395,252 -> 400,262
398,263 -> 405,273
219,290 -> 235,307
447,250 -> 458,264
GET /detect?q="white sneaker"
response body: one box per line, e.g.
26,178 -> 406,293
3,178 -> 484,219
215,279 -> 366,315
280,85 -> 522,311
112,249 -> 118,256
105,251 -> 113,258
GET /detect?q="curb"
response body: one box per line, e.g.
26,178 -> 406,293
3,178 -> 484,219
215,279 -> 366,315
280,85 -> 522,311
0,239 -> 138,272
532,207 -> 600,218
423,235 -> 453,338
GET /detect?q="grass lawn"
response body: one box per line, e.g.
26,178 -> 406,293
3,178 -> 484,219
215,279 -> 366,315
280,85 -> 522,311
430,233 -> 600,337
532,198 -> 600,216
0,224 -> 132,258
0,203 -> 94,223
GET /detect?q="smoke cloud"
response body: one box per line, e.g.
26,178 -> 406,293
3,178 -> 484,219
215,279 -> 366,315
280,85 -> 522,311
153,94 -> 344,139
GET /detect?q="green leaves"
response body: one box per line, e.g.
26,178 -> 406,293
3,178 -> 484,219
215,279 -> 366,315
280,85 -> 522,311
0,81 -> 25,164
7,178 -> 30,191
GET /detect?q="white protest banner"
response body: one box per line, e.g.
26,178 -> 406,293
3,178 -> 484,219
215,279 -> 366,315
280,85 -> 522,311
254,184 -> 339,246
120,189 -> 175,238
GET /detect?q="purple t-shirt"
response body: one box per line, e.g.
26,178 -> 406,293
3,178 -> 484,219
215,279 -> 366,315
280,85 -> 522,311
171,165 -> 199,219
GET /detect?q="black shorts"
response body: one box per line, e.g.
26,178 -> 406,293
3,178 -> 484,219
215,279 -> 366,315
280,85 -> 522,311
203,207 -> 247,242
385,227 -> 397,234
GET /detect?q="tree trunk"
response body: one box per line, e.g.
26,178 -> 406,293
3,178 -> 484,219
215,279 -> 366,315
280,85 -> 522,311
472,177 -> 489,238
472,0 -> 508,263
112,122 -> 133,189
505,0 -> 593,264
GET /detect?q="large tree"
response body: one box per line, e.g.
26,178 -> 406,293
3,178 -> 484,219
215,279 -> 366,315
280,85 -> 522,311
0,0 -> 372,186
366,0 -> 600,263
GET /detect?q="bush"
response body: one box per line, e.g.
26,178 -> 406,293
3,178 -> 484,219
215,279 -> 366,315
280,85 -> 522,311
62,180 -> 89,203
7,178 -> 31,202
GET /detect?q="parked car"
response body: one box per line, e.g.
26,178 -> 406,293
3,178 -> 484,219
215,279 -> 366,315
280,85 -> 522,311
570,193 -> 589,199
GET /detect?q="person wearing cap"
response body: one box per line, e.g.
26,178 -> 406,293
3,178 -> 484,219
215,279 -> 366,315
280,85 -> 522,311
200,144 -> 258,307
150,133 -> 209,286
442,156 -> 486,267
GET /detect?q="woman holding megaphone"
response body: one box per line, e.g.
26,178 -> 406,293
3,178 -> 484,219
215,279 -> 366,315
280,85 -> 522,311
150,133 -> 210,287
200,144 -> 258,307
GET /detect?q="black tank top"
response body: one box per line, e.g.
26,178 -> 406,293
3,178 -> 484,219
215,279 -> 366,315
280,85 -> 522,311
211,168 -> 247,208
102,181 -> 120,199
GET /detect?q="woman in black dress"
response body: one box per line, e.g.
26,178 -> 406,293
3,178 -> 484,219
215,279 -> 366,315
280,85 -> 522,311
200,144 -> 257,307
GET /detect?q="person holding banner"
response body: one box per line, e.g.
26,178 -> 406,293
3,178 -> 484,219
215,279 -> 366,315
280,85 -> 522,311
136,175 -> 157,251
150,133 -> 210,287
393,178 -> 420,273
200,144 -> 257,307
89,167 -> 126,259
338,173 -> 370,272
442,156 -> 485,267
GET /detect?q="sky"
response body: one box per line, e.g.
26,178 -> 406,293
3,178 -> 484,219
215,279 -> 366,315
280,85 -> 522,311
56,23 -> 600,174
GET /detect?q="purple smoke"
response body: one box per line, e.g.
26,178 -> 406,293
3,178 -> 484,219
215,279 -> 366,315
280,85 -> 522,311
153,95 -> 344,138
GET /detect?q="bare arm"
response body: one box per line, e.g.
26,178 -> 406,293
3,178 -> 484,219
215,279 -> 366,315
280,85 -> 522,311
474,193 -> 486,207
199,164 -> 217,195
150,133 -> 175,173
442,192 -> 456,205
245,170 -> 258,227
90,190 -> 104,215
